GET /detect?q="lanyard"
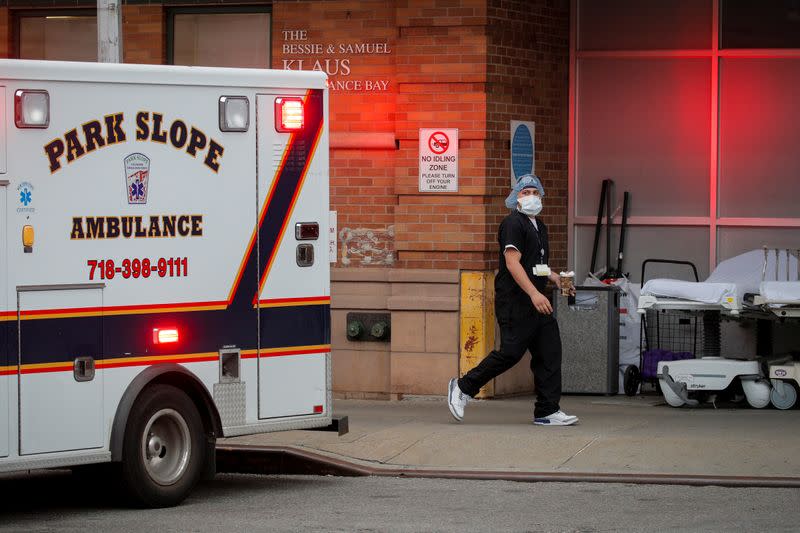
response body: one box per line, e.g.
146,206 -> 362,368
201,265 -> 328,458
530,225 -> 545,263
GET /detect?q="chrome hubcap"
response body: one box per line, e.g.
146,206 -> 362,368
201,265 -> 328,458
141,408 -> 191,486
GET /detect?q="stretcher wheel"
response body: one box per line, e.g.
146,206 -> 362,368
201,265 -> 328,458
770,381 -> 797,410
742,379 -> 771,409
658,379 -> 686,407
623,365 -> 640,397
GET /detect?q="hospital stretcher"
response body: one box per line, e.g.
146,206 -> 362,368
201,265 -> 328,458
629,249 -> 800,408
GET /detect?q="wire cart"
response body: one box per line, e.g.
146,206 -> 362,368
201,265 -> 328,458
624,259 -> 722,395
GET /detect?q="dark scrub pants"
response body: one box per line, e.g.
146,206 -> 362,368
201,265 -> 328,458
457,210 -> 563,419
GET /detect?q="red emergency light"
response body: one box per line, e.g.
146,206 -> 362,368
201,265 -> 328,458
275,97 -> 304,132
153,328 -> 180,345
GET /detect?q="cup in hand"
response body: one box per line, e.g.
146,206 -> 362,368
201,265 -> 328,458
559,271 -> 575,296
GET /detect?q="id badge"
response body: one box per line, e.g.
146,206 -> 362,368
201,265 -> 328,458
533,264 -> 551,277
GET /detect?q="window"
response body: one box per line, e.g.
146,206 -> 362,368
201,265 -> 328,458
575,226 -> 711,282
721,0 -> 800,49
718,228 -> 800,261
576,58 -> 711,218
719,58 -> 800,218
17,12 -> 97,61
572,1 -> 800,278
168,8 -> 271,68
578,0 -> 712,51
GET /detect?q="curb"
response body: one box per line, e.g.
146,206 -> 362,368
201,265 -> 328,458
216,444 -> 800,489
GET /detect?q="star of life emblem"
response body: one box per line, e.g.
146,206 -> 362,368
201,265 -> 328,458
124,153 -> 150,204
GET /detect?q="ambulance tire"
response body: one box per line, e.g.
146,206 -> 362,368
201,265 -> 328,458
120,384 -> 205,508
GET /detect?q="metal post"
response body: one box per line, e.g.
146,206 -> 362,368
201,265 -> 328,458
605,179 -> 613,278
97,0 -> 123,63
775,248 -> 779,281
590,179 -> 609,276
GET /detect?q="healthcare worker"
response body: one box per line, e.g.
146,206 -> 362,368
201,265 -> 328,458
447,175 -> 579,426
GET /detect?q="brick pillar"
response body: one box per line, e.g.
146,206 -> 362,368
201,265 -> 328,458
273,0 -> 399,268
486,0 -> 570,270
482,0 -> 570,395
395,1 -> 495,270
123,5 -> 165,65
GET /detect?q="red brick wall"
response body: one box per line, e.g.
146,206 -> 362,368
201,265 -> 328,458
486,0 -> 570,270
123,5 -> 165,65
273,0 -> 399,267
395,1 -> 495,269
274,0 -> 569,271
0,8 -> 11,58
274,0 -> 497,269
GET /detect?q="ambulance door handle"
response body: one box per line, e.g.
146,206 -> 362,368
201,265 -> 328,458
73,356 -> 96,382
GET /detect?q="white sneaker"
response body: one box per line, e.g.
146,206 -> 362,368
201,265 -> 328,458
447,378 -> 469,421
533,410 -> 579,426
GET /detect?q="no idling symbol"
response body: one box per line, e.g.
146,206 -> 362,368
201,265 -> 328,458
429,132 -> 449,154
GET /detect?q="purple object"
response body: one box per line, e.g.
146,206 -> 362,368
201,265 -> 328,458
642,349 -> 694,379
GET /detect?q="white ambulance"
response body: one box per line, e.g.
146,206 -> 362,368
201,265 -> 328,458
0,59 -> 334,506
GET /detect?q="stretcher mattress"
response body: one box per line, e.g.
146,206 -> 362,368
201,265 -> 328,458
640,279 -> 738,306
759,281 -> 800,304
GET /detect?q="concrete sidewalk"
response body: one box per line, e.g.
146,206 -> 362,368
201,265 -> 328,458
220,394 -> 800,480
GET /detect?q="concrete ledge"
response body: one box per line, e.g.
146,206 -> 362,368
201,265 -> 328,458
216,444 -> 800,489
331,349 -> 390,393
390,352 -> 457,395
331,295 -> 390,310
331,281 -> 391,297
331,268 -> 389,282
387,296 -> 459,311
391,282 -> 458,298
333,392 -> 399,401
330,267 -> 463,396
332,268 -> 459,284
388,269 -> 459,284
219,396 -> 800,483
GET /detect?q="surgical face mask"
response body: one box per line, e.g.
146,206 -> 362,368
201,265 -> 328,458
517,194 -> 543,216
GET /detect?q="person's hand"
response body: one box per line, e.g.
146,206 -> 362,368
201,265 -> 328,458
531,292 -> 553,314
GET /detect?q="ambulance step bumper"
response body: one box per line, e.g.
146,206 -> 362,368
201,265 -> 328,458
310,415 -> 348,436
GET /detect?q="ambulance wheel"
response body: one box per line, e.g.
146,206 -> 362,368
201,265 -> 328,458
623,365 -> 641,397
770,381 -> 797,410
120,384 -> 205,508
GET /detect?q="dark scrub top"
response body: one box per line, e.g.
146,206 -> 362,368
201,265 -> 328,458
494,210 -> 550,323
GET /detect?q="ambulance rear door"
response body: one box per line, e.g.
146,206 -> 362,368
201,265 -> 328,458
255,89 -> 329,420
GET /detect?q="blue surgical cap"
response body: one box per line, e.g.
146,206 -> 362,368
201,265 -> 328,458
504,174 -> 545,209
